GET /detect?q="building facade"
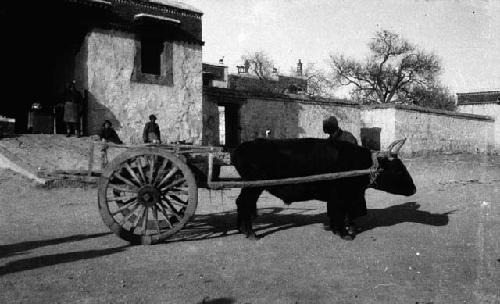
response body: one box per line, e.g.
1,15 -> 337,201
0,0 -> 204,144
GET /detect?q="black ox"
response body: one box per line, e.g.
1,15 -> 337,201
231,138 -> 416,240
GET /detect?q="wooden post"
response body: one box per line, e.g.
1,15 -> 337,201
207,152 -> 214,183
101,143 -> 109,170
88,142 -> 94,177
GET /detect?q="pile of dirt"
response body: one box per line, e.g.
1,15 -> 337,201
0,134 -> 121,172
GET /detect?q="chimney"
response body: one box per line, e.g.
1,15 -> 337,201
219,57 -> 224,64
272,67 -> 278,74
244,59 -> 250,73
297,59 -> 303,76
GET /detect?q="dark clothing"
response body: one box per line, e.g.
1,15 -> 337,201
100,127 -> 123,144
328,128 -> 358,145
63,87 -> 82,123
143,122 -> 161,143
326,128 -> 362,226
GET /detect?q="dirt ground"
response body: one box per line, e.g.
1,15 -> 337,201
1,154 -> 499,304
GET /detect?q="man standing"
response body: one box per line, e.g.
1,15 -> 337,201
323,115 -> 363,239
63,80 -> 82,137
322,115 -> 358,145
143,114 -> 161,144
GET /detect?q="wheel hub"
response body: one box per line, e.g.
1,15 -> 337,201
138,185 -> 160,207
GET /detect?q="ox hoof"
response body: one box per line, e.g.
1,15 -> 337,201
340,233 -> 355,241
246,234 -> 259,241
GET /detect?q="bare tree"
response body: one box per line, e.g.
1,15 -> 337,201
398,84 -> 456,111
302,63 -> 336,98
241,51 -> 275,80
329,30 -> 445,106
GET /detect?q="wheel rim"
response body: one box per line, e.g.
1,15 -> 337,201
98,150 -> 197,244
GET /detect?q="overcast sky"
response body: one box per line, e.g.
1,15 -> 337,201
182,0 -> 500,96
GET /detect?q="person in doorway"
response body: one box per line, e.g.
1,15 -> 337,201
62,80 -> 82,137
143,114 -> 161,144
322,115 -> 358,145
99,120 -> 122,144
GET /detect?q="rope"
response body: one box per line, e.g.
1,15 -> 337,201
368,153 -> 381,187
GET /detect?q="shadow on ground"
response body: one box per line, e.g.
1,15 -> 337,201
0,246 -> 128,276
0,232 -> 111,259
0,232 -> 125,276
172,201 -> 454,243
198,297 -> 236,304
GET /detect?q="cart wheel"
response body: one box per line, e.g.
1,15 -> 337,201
98,148 -> 198,244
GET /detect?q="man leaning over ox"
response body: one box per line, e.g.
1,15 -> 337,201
323,116 -> 363,237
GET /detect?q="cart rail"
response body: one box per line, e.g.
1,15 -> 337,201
206,153 -> 379,190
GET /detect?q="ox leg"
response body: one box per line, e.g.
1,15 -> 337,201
327,200 -> 355,241
236,188 -> 262,240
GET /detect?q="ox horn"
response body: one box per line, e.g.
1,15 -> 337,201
389,138 -> 407,155
385,140 -> 400,153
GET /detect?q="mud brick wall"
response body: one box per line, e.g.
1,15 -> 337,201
84,29 -> 203,144
458,103 -> 500,152
202,93 -> 221,146
361,105 -> 495,155
238,98 -> 360,142
361,108 -> 396,150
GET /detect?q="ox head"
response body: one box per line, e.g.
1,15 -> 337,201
372,139 -> 416,196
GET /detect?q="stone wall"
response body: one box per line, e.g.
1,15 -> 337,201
84,29 -> 203,144
360,108 -> 396,150
361,105 -> 495,154
202,89 -> 360,145
458,103 -> 500,152
202,89 -> 496,154
296,101 -> 360,140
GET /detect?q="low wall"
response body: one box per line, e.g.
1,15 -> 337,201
239,98 -> 360,142
361,104 -> 495,154
203,88 -> 360,145
458,103 -> 500,152
202,88 -> 496,154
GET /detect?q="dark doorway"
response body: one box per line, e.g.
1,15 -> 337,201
361,127 -> 381,150
218,103 -> 241,150
0,12 -> 88,133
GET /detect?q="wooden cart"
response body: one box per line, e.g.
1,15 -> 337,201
87,142 -> 379,244
39,142 -> 378,244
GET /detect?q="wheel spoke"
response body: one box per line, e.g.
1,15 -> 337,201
108,183 -> 138,193
160,177 -> 186,192
113,171 -> 140,188
152,205 -> 161,234
141,206 -> 149,234
107,194 -> 137,202
147,156 -> 155,184
156,203 -> 174,228
157,166 -> 179,188
164,193 -> 188,207
124,162 -> 143,186
135,156 -> 147,184
160,196 -> 183,222
111,200 -> 138,216
129,205 -> 145,229
119,203 -> 142,226
168,188 -> 189,196
154,158 -> 170,185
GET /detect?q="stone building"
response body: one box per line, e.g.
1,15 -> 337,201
0,0 -> 203,144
